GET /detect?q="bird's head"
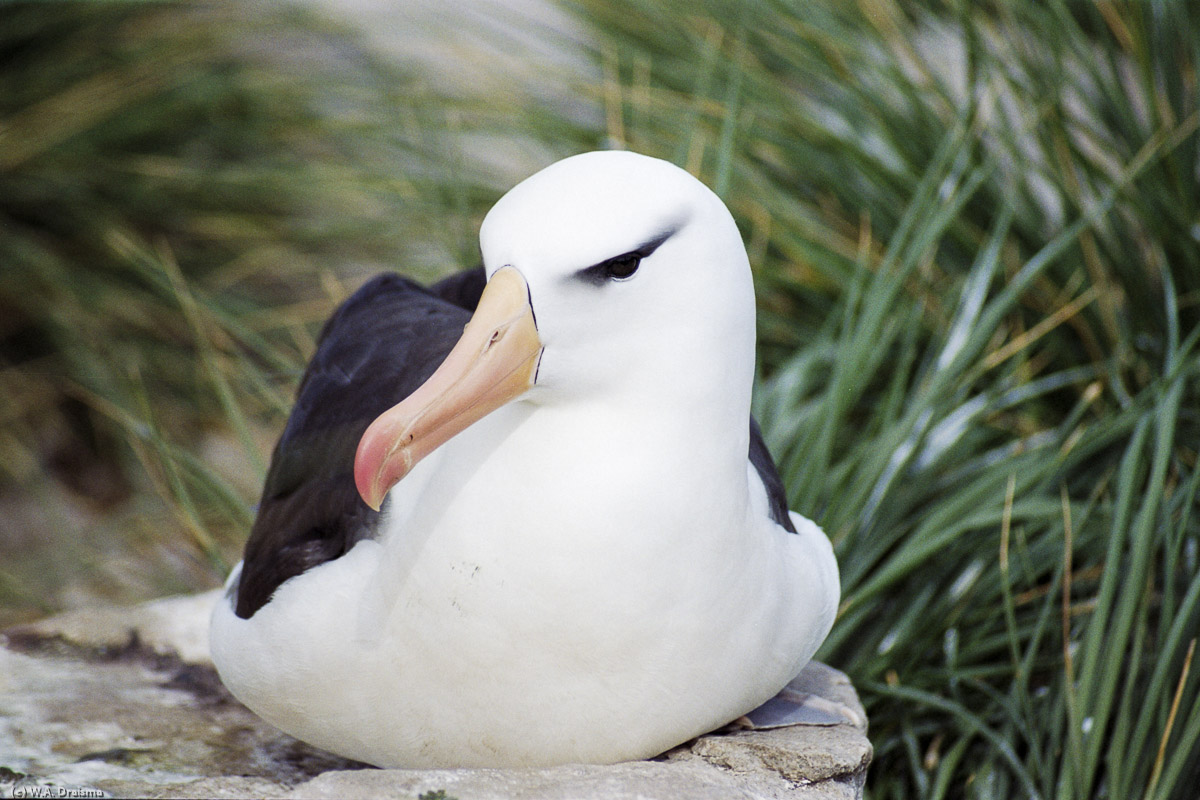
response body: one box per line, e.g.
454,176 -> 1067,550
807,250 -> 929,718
354,150 -> 755,511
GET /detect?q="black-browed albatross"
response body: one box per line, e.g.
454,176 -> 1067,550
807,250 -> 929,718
210,150 -> 841,769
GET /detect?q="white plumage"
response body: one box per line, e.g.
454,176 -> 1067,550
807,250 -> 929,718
210,151 -> 839,768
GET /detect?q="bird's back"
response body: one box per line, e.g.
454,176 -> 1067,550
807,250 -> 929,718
234,270 -> 484,618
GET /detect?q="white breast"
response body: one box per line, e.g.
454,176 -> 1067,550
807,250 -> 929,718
210,402 -> 838,768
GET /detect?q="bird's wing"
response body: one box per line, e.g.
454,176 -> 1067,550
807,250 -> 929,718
748,415 -> 797,533
234,270 -> 481,618
430,264 -> 487,310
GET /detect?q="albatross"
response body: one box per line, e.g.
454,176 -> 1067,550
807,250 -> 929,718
209,150 -> 840,769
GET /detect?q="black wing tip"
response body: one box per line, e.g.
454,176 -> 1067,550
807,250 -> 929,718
749,416 -> 797,533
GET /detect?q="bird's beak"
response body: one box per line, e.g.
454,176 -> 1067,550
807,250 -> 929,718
354,267 -> 541,511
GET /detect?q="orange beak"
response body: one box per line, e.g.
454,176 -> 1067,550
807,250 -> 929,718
354,267 -> 542,511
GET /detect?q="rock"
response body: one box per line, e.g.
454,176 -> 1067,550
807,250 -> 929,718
290,760 -> 793,800
1,593 -> 871,798
5,590 -> 221,665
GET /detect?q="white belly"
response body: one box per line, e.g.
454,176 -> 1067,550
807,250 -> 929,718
208,408 -> 838,768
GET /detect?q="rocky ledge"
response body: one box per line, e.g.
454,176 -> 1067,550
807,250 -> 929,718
1,592 -> 870,799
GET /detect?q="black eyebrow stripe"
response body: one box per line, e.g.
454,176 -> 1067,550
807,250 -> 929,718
572,228 -> 677,287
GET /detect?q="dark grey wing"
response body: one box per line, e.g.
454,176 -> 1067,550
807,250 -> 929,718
234,271 -> 476,619
431,265 -> 486,310
749,415 -> 796,533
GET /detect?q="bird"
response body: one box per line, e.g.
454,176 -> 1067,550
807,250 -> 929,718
209,150 -> 840,769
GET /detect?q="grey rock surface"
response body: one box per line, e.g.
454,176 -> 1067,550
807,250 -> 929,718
1,592 -> 870,798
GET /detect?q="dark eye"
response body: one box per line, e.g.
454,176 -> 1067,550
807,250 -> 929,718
605,253 -> 641,280
574,230 -> 674,287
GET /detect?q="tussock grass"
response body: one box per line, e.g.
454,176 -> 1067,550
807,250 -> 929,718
0,1 -> 493,615
2,1 -> 1197,797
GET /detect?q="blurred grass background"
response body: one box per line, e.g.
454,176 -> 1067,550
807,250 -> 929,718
1,1 -> 1197,798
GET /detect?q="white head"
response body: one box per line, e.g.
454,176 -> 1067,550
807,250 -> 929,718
481,151 -> 755,405
356,151 -> 758,508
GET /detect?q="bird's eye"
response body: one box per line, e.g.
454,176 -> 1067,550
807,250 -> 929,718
605,253 -> 641,280
574,231 -> 673,287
